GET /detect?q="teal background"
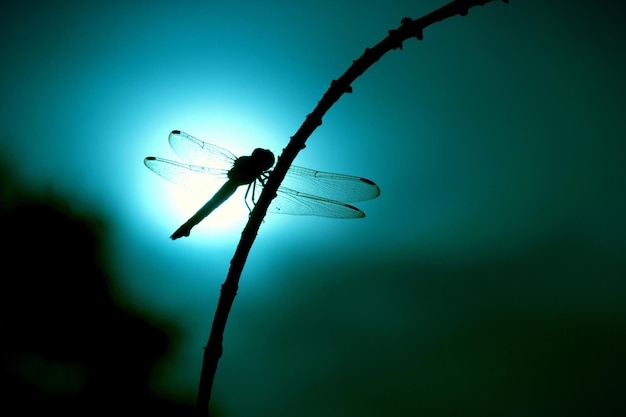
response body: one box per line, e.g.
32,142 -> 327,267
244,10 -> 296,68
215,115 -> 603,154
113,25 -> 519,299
1,1 -> 625,415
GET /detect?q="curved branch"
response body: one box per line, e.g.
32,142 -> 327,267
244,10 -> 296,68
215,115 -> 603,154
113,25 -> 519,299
196,0 -> 508,414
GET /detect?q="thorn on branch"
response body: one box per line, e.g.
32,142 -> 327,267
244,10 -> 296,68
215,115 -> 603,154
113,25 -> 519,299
287,140 -> 306,152
330,79 -> 353,94
305,113 -> 322,127
399,17 -> 423,40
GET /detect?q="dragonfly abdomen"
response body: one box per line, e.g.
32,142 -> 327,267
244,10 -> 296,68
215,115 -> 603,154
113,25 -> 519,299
170,181 -> 240,239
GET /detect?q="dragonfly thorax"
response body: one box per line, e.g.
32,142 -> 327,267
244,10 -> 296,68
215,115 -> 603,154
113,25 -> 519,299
228,148 -> 275,185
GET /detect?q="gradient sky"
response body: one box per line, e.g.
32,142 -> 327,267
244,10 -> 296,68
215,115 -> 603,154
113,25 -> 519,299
2,1 -> 625,416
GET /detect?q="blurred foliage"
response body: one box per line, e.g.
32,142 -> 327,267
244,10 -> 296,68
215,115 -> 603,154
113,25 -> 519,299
0,162 -> 195,415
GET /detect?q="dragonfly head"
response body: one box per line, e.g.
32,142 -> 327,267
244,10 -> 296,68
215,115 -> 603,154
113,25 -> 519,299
251,148 -> 275,171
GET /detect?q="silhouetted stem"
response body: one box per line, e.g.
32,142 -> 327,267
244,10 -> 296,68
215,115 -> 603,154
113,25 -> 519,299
196,0 -> 507,414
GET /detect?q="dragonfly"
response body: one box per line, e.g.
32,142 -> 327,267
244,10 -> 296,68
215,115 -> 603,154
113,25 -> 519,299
144,130 -> 381,240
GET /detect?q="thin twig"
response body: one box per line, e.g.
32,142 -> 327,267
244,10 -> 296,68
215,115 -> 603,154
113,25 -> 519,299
196,0 -> 508,414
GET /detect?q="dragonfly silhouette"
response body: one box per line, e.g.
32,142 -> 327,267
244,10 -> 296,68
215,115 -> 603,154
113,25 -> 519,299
144,130 -> 381,239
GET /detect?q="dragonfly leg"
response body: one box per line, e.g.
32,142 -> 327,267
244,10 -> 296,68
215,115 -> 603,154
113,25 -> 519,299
252,173 -> 269,205
244,183 -> 253,213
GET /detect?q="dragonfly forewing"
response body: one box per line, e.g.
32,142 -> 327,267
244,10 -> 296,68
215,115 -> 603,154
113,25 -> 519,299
282,165 -> 381,203
168,130 -> 237,168
144,157 -> 228,191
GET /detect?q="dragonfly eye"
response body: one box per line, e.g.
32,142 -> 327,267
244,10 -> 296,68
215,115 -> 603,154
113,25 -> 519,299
252,148 -> 275,170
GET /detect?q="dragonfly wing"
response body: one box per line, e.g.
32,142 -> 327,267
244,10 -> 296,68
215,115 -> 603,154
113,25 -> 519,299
168,130 -> 237,168
268,187 -> 365,218
144,156 -> 228,191
281,165 -> 380,203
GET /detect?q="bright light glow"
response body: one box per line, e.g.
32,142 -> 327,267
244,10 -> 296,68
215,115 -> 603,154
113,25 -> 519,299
172,185 -> 250,234
143,169 -> 252,241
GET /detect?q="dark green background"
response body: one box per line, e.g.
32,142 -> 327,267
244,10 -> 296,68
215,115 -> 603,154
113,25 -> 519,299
2,1 -> 624,415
